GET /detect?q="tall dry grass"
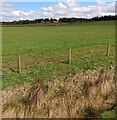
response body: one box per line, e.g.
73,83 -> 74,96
2,67 -> 117,118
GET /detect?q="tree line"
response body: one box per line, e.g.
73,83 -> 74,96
1,15 -> 117,25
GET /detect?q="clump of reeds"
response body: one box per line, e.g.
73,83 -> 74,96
2,67 -> 117,118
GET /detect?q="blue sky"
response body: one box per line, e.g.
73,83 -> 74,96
7,2 -> 97,12
8,2 -> 58,11
7,1 -> 115,11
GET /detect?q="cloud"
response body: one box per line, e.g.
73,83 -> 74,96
1,0 -> 116,22
40,0 -> 115,18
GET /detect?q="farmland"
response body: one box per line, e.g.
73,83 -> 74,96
2,21 -> 115,88
2,21 -> 116,118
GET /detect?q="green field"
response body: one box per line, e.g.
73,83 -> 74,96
2,21 -> 116,118
2,21 -> 115,88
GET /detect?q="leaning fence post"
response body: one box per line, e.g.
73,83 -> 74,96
69,48 -> 72,64
107,43 -> 110,56
18,54 -> 21,73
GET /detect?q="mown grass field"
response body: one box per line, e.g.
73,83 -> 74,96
2,21 -> 116,118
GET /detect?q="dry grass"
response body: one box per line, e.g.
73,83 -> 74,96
2,67 -> 117,118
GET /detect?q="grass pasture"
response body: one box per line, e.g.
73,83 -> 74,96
2,21 -> 115,88
2,20 -> 116,118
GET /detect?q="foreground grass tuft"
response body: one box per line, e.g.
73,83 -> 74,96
2,67 -> 116,118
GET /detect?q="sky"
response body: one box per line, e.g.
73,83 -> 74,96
0,0 -> 116,22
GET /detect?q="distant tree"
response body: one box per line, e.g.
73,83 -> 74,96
44,18 -> 50,23
2,15 -> 117,25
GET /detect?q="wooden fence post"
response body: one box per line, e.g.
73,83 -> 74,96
69,48 -> 72,64
18,54 -> 21,73
107,43 -> 110,56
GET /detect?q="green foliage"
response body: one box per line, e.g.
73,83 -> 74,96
84,107 -> 95,118
101,107 -> 117,118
